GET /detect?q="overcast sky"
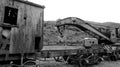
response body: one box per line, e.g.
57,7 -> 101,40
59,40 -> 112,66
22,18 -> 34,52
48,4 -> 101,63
28,0 -> 120,23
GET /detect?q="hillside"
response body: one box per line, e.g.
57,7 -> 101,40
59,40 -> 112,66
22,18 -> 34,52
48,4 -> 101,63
43,20 -> 120,46
86,21 -> 120,28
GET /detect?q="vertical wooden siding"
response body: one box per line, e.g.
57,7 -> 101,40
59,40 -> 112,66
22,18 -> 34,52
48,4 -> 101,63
0,0 -> 44,54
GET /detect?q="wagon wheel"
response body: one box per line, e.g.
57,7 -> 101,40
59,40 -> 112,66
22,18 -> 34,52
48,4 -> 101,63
109,52 -> 118,61
63,55 -> 73,64
54,56 -> 63,62
63,55 -> 68,61
115,50 -> 120,59
77,61 -> 84,67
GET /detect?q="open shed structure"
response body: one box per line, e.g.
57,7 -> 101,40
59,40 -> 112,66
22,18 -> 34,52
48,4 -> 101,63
0,0 -> 44,63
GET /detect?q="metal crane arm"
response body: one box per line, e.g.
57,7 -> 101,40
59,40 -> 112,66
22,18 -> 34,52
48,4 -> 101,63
56,17 -> 113,44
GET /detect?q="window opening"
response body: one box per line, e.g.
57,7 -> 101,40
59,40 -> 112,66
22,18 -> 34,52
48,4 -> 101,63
4,6 -> 18,25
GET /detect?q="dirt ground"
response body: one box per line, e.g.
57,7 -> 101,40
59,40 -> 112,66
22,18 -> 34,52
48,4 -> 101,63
1,59 -> 120,67
93,61 -> 120,67
38,58 -> 77,67
38,58 -> 120,67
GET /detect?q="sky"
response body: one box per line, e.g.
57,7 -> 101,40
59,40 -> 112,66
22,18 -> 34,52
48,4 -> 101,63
28,0 -> 120,23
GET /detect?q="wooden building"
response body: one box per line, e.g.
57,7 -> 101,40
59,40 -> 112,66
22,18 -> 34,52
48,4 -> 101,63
0,0 -> 44,61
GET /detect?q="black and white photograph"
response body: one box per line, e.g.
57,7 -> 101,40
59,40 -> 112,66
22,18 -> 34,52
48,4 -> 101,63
0,0 -> 120,67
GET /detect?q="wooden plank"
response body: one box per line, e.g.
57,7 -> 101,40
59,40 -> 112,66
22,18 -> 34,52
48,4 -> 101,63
36,46 -> 85,58
0,0 -> 44,54
42,46 -> 85,51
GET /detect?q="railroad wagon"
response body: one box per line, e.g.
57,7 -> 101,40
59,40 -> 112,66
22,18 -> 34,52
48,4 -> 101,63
0,0 -> 44,64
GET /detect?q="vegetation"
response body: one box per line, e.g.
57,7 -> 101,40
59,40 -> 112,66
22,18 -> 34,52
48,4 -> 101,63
43,21 -> 120,46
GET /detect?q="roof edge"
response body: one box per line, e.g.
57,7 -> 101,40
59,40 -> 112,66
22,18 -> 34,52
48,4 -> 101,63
13,0 -> 45,8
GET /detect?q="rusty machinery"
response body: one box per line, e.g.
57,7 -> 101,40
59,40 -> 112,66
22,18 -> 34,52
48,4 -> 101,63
0,0 -> 120,67
55,17 -> 120,67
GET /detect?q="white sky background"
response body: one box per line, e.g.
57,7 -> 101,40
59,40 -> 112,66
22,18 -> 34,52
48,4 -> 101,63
28,0 -> 120,23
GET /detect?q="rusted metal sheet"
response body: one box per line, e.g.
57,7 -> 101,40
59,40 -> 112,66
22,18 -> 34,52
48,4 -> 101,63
0,0 -> 44,54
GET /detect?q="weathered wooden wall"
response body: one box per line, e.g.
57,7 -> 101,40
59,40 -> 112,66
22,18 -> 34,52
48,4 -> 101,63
0,0 -> 44,54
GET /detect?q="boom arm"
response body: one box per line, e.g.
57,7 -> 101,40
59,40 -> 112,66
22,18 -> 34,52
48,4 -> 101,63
56,17 -> 113,44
